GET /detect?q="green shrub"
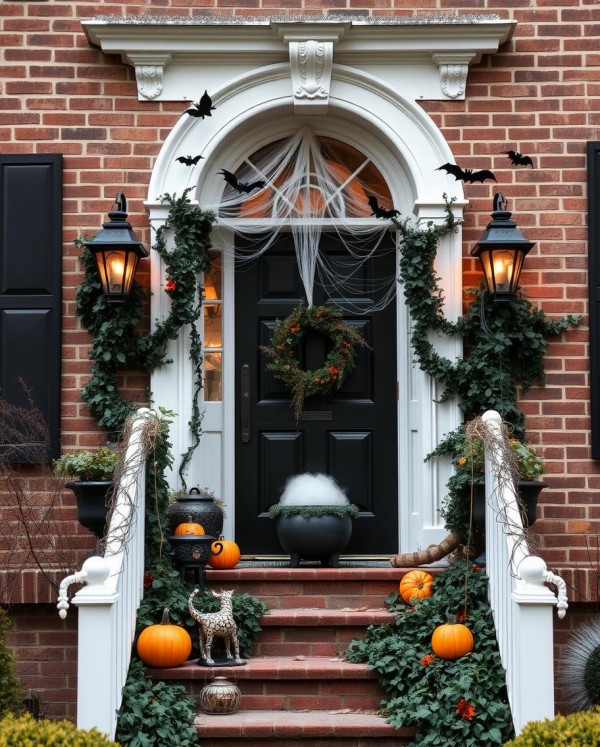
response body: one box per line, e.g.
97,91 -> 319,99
0,610 -> 23,719
0,713 -> 119,746
504,708 -> 600,745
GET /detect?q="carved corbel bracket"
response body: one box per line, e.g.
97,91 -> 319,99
288,40 -> 334,114
128,53 -> 173,101
277,24 -> 348,114
431,53 -> 475,100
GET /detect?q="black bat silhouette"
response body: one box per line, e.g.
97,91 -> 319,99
175,155 -> 204,166
184,90 -> 216,119
502,150 -> 534,168
436,163 -> 497,184
218,168 -> 265,194
367,195 -> 400,219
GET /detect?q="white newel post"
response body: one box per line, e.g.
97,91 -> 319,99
482,410 -> 567,737
510,555 -> 559,734
71,555 -> 120,737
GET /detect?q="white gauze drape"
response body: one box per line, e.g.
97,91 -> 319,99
204,126 -> 398,311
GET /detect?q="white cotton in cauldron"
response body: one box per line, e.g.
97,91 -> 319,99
279,473 -> 348,506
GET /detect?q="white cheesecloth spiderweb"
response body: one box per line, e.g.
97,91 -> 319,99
204,126 -> 399,312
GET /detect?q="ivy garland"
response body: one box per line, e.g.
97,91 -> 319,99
76,189 -> 215,486
392,198 -> 582,537
346,559 -> 514,746
261,302 -> 369,419
268,503 -> 360,520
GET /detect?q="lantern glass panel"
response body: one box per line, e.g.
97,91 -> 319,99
491,249 -> 515,294
96,248 -> 139,297
479,248 -> 522,295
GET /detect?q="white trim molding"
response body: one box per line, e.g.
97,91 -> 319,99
82,14 -> 515,102
81,13 -> 514,553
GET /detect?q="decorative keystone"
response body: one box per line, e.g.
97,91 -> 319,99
277,24 -> 348,114
288,40 -> 334,114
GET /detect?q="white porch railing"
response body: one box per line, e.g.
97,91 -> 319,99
56,409 -> 154,739
482,410 -> 568,736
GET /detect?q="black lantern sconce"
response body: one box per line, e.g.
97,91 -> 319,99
470,192 -> 535,303
83,193 -> 148,304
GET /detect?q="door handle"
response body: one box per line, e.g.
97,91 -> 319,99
241,363 -> 251,443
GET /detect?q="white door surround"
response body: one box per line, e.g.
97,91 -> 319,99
83,15 -> 515,554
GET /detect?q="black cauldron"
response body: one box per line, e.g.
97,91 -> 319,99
275,514 -> 353,568
167,487 -> 224,538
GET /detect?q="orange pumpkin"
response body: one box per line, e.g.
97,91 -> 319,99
399,570 -> 434,604
431,622 -> 474,660
174,516 -> 205,536
208,538 -> 241,569
136,608 -> 192,667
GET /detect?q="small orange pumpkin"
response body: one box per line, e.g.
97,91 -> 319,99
136,608 -> 192,667
208,538 -> 241,569
174,516 -> 205,536
431,622 -> 474,660
399,570 -> 434,604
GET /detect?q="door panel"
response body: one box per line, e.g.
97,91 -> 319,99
235,234 -> 398,554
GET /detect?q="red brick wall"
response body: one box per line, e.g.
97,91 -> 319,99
416,2 -> 597,572
1,0 -> 599,657
5,604 -> 79,721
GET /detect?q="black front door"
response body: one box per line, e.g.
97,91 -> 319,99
235,235 -> 398,555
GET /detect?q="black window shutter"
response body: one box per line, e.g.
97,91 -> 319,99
0,154 -> 62,461
588,142 -> 600,458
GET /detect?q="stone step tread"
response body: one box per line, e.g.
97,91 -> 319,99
206,566 -> 417,582
260,607 -> 393,626
194,709 -> 415,739
149,655 -> 377,681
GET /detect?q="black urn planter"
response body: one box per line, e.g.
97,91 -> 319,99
167,487 -> 224,538
471,477 -> 547,528
275,514 -> 353,568
471,477 -> 547,563
66,480 -> 114,541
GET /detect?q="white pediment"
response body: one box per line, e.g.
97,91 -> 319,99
82,14 -> 515,103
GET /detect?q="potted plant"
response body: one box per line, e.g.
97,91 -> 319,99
268,473 -> 359,568
53,448 -> 118,540
456,434 -> 547,528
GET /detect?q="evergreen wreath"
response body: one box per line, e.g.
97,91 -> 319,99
76,189 -> 215,487
391,197 -> 582,539
261,302 -> 369,419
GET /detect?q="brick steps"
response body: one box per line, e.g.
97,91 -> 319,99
204,566 -> 404,610
150,655 -> 384,710
194,709 -> 416,746
153,656 -> 380,681
255,607 -> 394,657
150,565 -> 425,745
